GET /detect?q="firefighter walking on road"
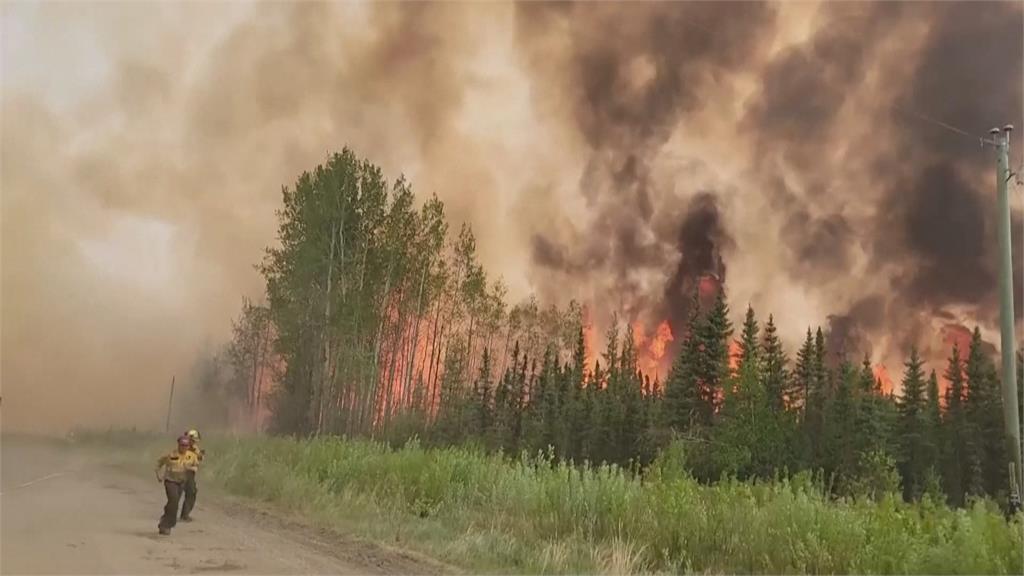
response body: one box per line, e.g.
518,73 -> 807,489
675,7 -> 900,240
155,435 -> 199,535
181,429 -> 205,522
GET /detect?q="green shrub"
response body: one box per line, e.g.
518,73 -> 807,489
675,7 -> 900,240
87,432 -> 1024,574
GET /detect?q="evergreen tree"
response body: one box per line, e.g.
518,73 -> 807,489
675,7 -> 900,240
792,329 -> 815,415
665,292 -> 704,432
523,346 -> 559,453
849,355 -> 895,492
472,348 -> 493,437
616,323 -> 644,467
563,325 -> 588,461
435,339 -> 470,444
713,349 -> 794,480
737,305 -> 760,375
926,369 -> 942,470
896,347 -> 932,501
827,359 -> 858,487
943,343 -> 969,506
695,290 -> 733,422
761,314 -> 789,413
491,342 -> 520,450
800,328 -> 830,470
813,328 -> 831,399
964,328 -> 1006,498
582,360 -> 607,463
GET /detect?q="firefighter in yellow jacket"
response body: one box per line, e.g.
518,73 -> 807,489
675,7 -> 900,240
155,435 -> 199,535
181,429 -> 204,522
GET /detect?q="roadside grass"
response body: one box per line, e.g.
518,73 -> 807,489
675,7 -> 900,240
73,430 -> 1024,574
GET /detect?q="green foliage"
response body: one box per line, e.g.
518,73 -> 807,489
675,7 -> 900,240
236,147 -> 1023,527
843,449 -> 901,503
89,432 -> 1024,575
965,328 -> 1007,499
761,314 -> 789,413
897,348 -> 936,501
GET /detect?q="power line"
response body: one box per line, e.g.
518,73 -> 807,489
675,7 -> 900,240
894,106 -> 994,146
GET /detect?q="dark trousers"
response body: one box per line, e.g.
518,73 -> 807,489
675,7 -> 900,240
159,480 -> 183,530
181,470 -> 198,518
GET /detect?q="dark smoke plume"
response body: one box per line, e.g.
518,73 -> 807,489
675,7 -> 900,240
515,0 -> 1022,375
518,1 -> 775,339
5,0 -> 1024,432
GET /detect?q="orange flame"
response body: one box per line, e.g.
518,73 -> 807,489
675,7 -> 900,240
649,320 -> 673,361
872,364 -> 894,396
632,319 -> 675,381
581,305 -> 598,373
728,339 -> 742,371
698,274 -> 720,300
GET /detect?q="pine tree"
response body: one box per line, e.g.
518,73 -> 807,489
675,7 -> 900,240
923,369 -> 944,498
926,369 -> 942,468
813,327 -> 831,399
792,329 -> 815,415
713,343 -> 794,481
827,359 -> 858,486
491,342 -> 520,451
696,290 -> 733,422
737,305 -> 760,375
849,355 -> 895,493
665,291 -> 703,432
582,360 -> 607,463
943,343 -> 969,506
800,328 -> 830,470
523,346 -> 559,453
616,324 -> 644,467
964,328 -> 1006,498
558,323 -> 587,461
473,348 -> 493,436
761,315 -> 789,413
897,347 -> 932,501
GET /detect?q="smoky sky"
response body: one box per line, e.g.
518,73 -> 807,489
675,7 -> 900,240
3,1 -> 1023,433
516,1 -> 1023,372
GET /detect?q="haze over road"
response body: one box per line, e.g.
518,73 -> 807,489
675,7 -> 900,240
0,440 -> 427,575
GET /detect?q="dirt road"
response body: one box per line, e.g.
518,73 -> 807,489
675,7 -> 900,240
0,439 -> 441,575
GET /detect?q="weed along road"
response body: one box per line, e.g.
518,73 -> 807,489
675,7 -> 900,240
0,439 -> 436,575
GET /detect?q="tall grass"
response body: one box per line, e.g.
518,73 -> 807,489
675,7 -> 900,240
76,431 -> 1023,574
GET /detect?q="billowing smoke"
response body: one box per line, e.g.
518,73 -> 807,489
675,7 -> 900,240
514,1 -> 1023,374
2,2 -> 519,432
3,1 -> 1022,433
517,2 -> 773,339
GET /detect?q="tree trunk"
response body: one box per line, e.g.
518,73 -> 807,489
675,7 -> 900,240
365,256 -> 395,433
403,263 -> 429,410
347,242 -> 370,436
425,296 -> 445,411
316,223 -> 338,436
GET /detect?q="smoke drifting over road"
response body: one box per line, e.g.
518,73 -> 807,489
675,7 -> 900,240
2,2 -> 1021,431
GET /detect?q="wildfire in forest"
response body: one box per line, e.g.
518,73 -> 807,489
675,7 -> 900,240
373,313 -> 444,424
872,364 -> 894,396
633,319 -> 675,382
582,308 -> 598,371
933,322 -> 976,403
728,340 -> 742,372
698,274 -> 721,307
940,323 -> 973,355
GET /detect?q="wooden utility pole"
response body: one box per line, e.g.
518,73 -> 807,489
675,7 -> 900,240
165,376 -> 176,433
991,124 -> 1023,495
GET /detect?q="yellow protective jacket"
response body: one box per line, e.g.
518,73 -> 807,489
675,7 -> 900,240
156,449 -> 199,483
188,441 -> 205,466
